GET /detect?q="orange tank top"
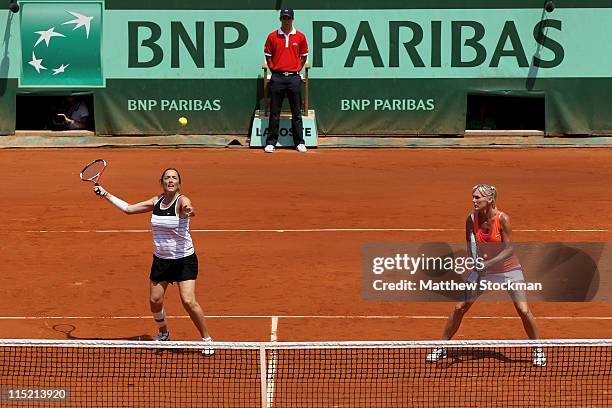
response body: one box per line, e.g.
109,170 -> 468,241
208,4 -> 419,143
473,209 -> 521,273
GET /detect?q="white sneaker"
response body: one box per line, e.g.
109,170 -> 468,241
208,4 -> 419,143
202,337 -> 215,356
154,331 -> 170,341
264,145 -> 275,153
426,347 -> 447,362
296,143 -> 307,153
532,347 -> 547,367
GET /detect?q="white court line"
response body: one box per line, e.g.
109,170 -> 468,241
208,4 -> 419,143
23,228 -> 608,233
270,317 -> 279,341
1,315 -> 610,320
266,317 -> 279,408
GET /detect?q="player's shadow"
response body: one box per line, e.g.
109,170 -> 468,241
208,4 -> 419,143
526,2 -> 554,91
51,324 -> 213,357
414,242 -> 467,302
527,243 -> 602,301
435,348 -> 531,368
52,324 -> 153,341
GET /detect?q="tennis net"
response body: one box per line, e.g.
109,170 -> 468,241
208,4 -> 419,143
0,338 -> 610,407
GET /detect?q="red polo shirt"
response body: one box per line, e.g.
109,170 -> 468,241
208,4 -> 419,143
264,28 -> 308,72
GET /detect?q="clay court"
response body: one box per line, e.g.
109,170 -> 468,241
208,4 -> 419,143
2,0 -> 611,404
2,147 -> 611,343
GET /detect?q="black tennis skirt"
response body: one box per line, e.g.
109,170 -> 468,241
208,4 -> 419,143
150,253 -> 198,283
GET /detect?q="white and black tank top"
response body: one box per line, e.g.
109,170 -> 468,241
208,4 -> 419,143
150,195 -> 194,259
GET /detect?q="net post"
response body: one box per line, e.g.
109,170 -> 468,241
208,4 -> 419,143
259,345 -> 268,408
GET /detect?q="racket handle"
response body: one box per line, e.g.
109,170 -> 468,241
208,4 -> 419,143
94,185 -> 105,197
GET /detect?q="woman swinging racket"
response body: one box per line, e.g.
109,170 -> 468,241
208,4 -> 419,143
93,167 -> 213,354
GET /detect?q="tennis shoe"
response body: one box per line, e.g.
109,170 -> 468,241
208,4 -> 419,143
532,347 -> 547,367
426,347 -> 447,362
202,337 -> 215,356
296,143 -> 308,153
264,145 -> 275,153
154,331 -> 170,342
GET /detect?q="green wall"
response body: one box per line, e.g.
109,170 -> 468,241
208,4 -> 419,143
0,1 -> 610,135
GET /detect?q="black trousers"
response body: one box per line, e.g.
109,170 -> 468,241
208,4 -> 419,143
267,73 -> 304,146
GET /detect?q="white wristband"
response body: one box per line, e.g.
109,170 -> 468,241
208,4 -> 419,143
107,194 -> 129,212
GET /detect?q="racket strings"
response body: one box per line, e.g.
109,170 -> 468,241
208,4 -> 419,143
80,160 -> 106,181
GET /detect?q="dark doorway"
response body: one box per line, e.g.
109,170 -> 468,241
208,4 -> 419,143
466,94 -> 545,131
16,94 -> 94,131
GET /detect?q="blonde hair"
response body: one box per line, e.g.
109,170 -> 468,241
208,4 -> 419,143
472,184 -> 497,205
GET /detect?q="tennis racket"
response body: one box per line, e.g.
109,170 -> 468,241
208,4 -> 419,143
80,159 -> 106,186
465,213 -> 486,283
465,230 -> 480,283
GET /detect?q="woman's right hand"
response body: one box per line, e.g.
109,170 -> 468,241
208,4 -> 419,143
94,185 -> 107,197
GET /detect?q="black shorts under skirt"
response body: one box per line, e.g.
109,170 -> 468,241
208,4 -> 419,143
150,253 -> 198,283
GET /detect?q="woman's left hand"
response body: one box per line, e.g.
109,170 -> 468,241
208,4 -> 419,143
183,205 -> 194,217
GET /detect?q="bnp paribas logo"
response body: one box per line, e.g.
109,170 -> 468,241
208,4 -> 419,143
19,1 -> 103,88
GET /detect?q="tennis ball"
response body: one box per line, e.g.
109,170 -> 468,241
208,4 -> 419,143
178,117 -> 188,126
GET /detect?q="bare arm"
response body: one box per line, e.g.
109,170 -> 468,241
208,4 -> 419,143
178,196 -> 196,218
94,185 -> 156,214
264,34 -> 273,69
58,113 -> 88,129
124,196 -> 157,214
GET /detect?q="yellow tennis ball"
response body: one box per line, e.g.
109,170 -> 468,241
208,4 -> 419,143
178,117 -> 188,126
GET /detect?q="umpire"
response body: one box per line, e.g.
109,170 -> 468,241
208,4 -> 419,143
263,7 -> 309,153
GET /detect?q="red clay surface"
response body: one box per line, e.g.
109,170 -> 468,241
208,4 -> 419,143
1,148 -> 611,341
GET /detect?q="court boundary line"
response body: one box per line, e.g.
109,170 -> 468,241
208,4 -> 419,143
270,317 -> 278,341
266,317 -> 278,408
1,315 -> 610,320
23,228 -> 609,233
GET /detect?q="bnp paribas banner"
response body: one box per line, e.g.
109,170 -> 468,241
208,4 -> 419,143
102,8 -> 611,80
97,6 -> 612,135
9,3 -> 612,135
19,1 -> 103,87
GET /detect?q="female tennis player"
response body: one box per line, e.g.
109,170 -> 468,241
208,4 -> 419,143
93,168 -> 213,354
426,184 -> 546,366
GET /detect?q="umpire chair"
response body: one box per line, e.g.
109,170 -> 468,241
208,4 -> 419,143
249,62 -> 318,148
